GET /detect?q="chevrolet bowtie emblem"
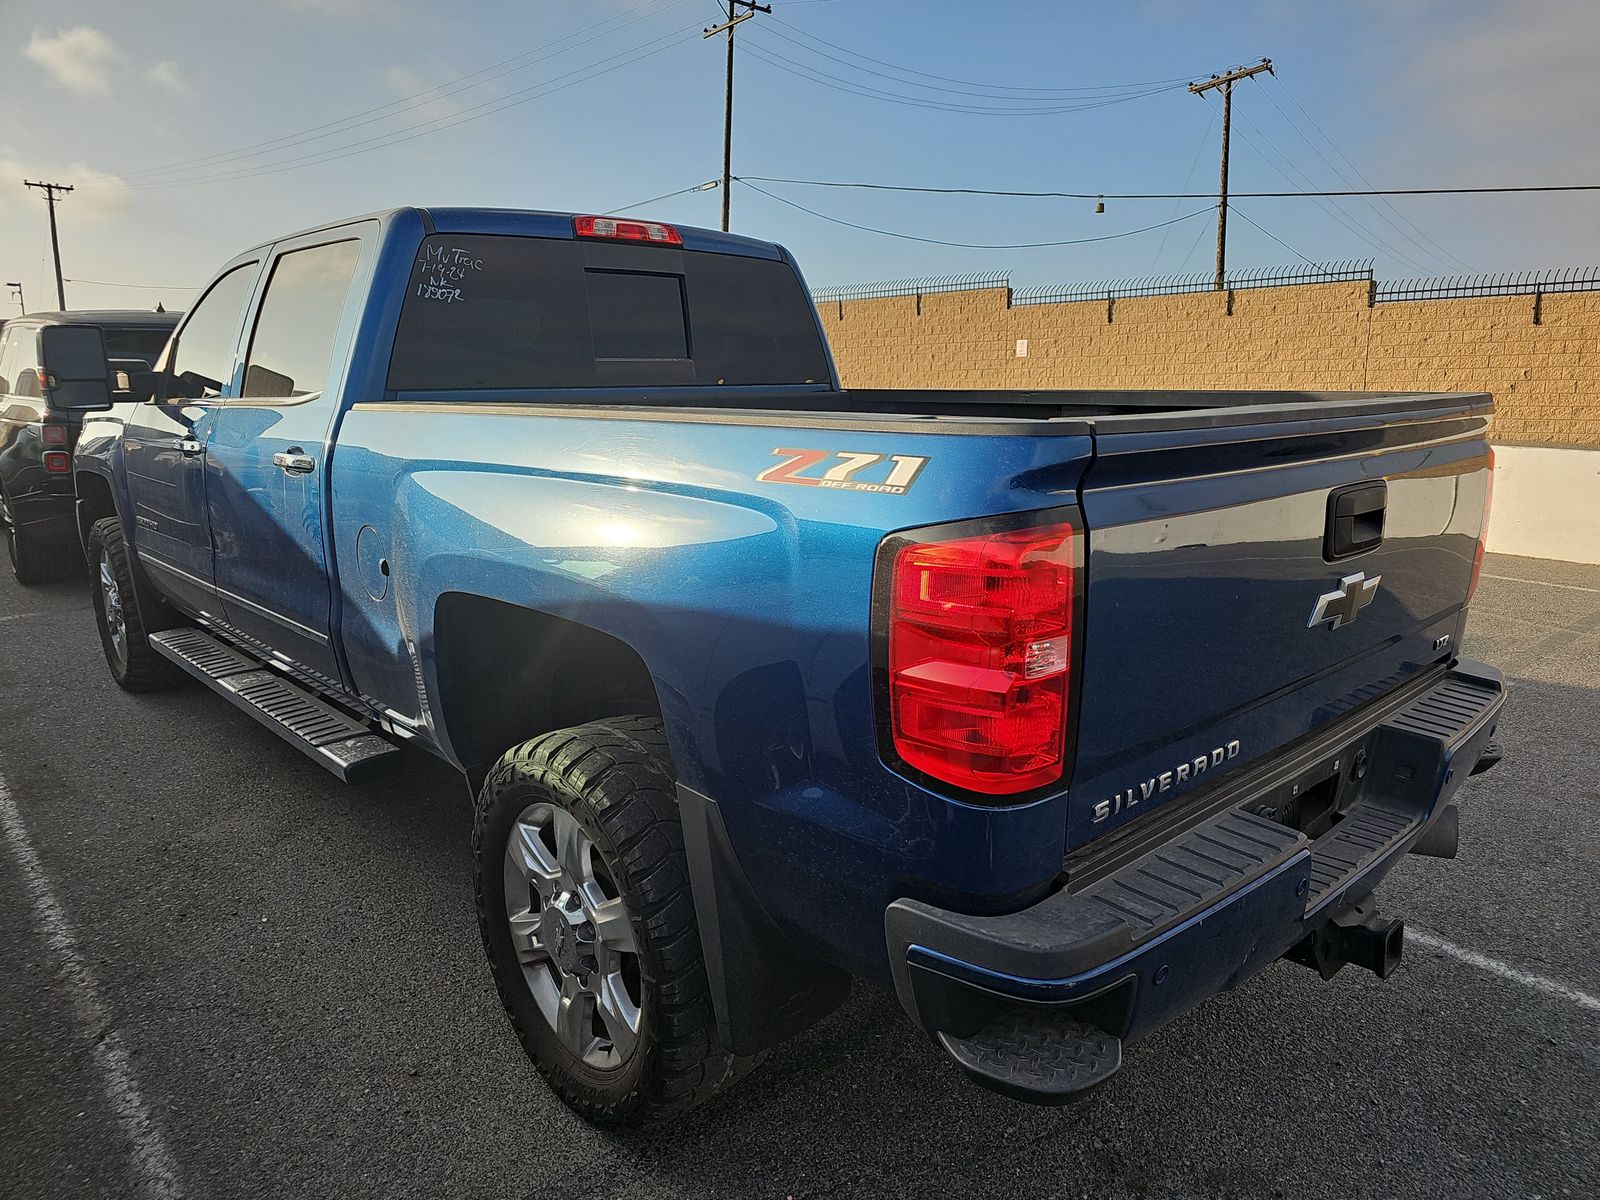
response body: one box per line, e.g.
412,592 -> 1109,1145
1309,572 -> 1381,630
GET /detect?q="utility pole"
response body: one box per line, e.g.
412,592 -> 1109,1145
1188,59 -> 1272,290
24,180 -> 74,309
704,0 -> 770,232
6,282 -> 23,315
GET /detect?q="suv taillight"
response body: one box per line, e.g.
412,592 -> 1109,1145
1466,447 -> 1495,603
882,515 -> 1078,796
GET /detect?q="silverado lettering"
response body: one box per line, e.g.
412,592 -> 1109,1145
1092,740 -> 1243,823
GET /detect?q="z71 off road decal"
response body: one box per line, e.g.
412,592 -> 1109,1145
756,448 -> 930,495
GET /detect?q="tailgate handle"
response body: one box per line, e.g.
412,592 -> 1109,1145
1325,481 -> 1387,560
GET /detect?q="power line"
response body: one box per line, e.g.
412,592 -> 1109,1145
91,27 -> 702,192
737,178 -> 1212,248
734,174 -> 1600,200
113,0 -> 693,183
738,41 -> 1179,116
64,277 -> 198,290
1264,75 -> 1470,271
1252,78 -> 1465,273
1227,109 -> 1433,275
1226,204 -> 1317,265
603,180 -> 719,215
1152,104 -> 1218,269
768,13 -> 1199,95
754,21 -> 1182,103
62,183 -> 718,294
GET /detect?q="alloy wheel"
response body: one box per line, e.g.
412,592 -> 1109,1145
503,802 -> 643,1069
99,551 -> 129,670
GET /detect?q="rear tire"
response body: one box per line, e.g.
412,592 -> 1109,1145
474,717 -> 753,1126
86,517 -> 188,692
3,488 -> 80,585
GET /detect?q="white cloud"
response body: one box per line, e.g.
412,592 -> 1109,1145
25,26 -> 126,96
0,154 -> 133,223
146,61 -> 193,97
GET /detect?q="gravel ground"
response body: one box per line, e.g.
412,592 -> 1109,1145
1,551 -> 1595,1200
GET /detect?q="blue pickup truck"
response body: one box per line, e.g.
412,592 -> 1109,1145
59,207 -> 1503,1125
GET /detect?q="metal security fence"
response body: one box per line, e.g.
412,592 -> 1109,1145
810,272 -> 1009,303
1373,266 -> 1600,303
1012,260 -> 1374,307
812,262 -> 1600,325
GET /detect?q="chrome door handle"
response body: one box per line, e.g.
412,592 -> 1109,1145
178,438 -> 203,456
272,450 -> 316,475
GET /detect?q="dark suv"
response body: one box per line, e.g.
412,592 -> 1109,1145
1,309 -> 178,583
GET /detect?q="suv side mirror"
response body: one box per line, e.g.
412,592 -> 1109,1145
39,324 -> 113,412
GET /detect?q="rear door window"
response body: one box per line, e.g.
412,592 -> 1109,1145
388,234 -> 830,391
241,239 -> 361,401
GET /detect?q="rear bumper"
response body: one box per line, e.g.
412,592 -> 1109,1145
884,659 -> 1504,1084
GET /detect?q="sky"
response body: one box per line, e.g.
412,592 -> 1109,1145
2,0 -> 1598,315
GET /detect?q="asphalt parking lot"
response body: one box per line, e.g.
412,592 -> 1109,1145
1,551 -> 1596,1200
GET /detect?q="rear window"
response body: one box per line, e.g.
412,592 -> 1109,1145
387,234 -> 830,391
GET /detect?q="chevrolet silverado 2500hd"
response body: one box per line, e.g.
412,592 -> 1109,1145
61,207 -> 1503,1125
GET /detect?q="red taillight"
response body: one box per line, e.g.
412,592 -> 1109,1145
43,450 -> 71,474
42,423 -> 69,446
1466,447 -> 1495,603
886,519 -> 1076,796
573,215 -> 683,246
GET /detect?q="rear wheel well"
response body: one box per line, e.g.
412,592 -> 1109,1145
432,592 -> 665,780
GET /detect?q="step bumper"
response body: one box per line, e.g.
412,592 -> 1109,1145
885,660 -> 1504,1102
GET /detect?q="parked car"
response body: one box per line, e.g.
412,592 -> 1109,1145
61,208 -> 1502,1125
1,309 -> 178,583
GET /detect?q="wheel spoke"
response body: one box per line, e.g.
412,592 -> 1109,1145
506,908 -> 549,965
589,896 -> 636,956
556,974 -> 597,1055
508,819 -> 560,897
552,808 -> 591,885
595,970 -> 640,1060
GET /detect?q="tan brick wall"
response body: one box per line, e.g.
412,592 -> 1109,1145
817,282 -> 1600,446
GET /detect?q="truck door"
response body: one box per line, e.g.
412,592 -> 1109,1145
123,260 -> 260,615
205,228 -> 367,685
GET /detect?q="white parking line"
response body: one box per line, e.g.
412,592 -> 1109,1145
0,612 -> 44,622
1409,928 -> 1600,1016
1481,572 -> 1600,595
0,774 -> 185,1199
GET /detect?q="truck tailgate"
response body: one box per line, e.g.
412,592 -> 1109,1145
1068,396 -> 1493,849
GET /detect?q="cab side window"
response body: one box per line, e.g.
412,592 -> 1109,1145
241,240 -> 360,401
167,263 -> 258,400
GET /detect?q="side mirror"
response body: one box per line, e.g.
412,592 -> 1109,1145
39,324 -> 113,412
